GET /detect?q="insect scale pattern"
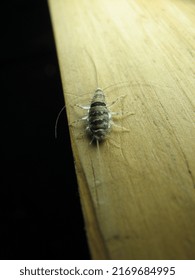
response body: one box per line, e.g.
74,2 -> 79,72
86,87 -> 111,143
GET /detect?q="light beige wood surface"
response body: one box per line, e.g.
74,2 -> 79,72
48,0 -> 195,259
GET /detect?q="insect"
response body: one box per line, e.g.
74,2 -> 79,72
75,87 -> 124,146
55,50 -> 131,145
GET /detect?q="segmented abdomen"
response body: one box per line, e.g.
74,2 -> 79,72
88,100 -> 110,141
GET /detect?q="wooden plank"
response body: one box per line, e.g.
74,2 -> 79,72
48,0 -> 195,259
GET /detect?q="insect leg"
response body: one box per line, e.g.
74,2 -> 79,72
69,115 -> 88,127
70,103 -> 90,110
111,121 -> 130,131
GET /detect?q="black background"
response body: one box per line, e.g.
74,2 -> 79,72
1,0 -> 90,259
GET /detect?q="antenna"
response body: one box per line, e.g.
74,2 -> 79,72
54,105 -> 66,139
103,81 -> 130,92
84,49 -> 99,89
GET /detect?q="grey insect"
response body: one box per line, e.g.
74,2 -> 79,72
87,87 -> 111,143
73,51 -> 131,146
55,51 -> 130,143
74,87 -> 114,145
73,87 -> 128,146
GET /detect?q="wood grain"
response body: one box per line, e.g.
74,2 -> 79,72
48,0 -> 195,259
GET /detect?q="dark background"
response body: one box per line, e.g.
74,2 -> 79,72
1,0 -> 90,259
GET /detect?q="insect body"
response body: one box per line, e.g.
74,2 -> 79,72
55,50 -> 130,142
87,87 -> 111,143
74,51 -> 130,145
